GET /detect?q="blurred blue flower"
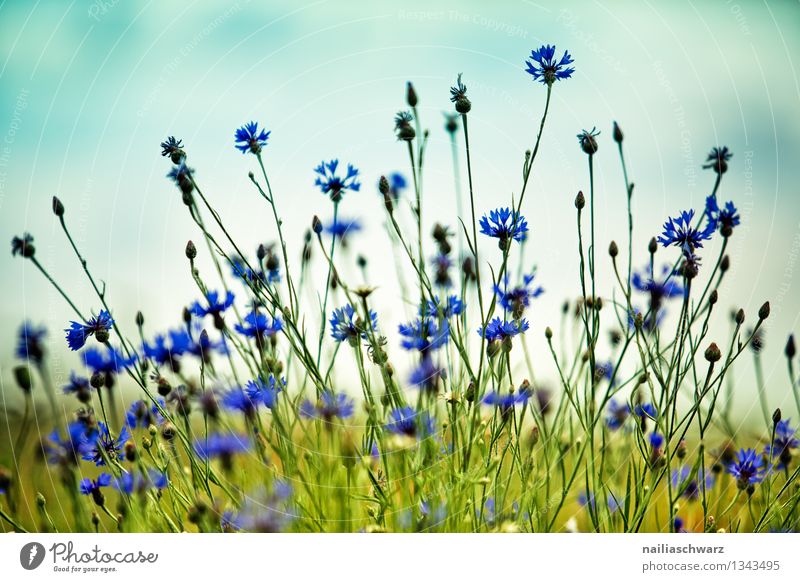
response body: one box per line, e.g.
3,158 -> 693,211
525,44 -> 574,84
221,387 -> 262,417
126,398 -> 165,429
113,470 -> 169,494
44,421 -> 98,466
408,356 -> 444,391
385,406 -> 435,440
235,121 -> 270,154
765,420 -> 798,470
605,399 -> 630,430
80,422 -> 129,466
482,389 -> 530,414
190,290 -> 235,319
478,317 -> 529,342
16,321 -> 46,364
79,473 -> 112,497
324,217 -> 362,243
424,295 -> 464,319
632,264 -> 684,302
230,482 -> 294,532
300,391 -> 355,421
399,318 -> 449,352
494,272 -> 543,318
314,159 -> 361,201
330,304 -> 377,344
82,345 -> 136,380
672,466 -> 715,500
65,310 -> 114,351
235,311 -> 283,338
705,195 -> 740,234
194,433 -> 251,460
244,375 -> 284,409
634,403 -> 658,420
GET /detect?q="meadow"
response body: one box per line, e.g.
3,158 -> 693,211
1,44 -> 798,534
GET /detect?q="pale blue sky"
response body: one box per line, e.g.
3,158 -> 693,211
1,0 -> 799,422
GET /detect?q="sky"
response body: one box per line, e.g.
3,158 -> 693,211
1,0 -> 799,424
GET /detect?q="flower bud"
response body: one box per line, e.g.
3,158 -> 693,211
735,308 -> 745,325
312,215 -> 323,235
545,326 -> 553,340
705,342 -> 721,363
406,81 -> 418,107
185,240 -> 197,260
574,191 -> 585,210
773,408 -> 782,425
709,290 -> 718,306
135,311 -> 145,327
14,365 -> 32,392
52,196 -> 65,217
720,255 -> 730,273
613,121 -> 623,144
786,334 -> 797,359
758,301 -> 770,321
648,237 -> 658,255
608,240 -> 618,258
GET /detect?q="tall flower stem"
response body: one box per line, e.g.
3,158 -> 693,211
317,200 -> 339,369
514,84 -> 552,217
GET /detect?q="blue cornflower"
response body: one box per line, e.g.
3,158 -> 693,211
166,161 -> 194,194
399,318 -> 449,352
314,159 -> 361,202
632,264 -> 684,303
62,372 -> 92,401
113,470 -> 169,494
11,233 -> 35,257
727,448 -> 769,489
657,209 -> 715,252
705,195 -> 740,235
194,433 -> 251,460
432,253 -> 453,288
482,389 -> 530,415
79,473 -> 112,504
494,272 -> 544,319
765,419 -> 798,469
385,407 -> 435,440
230,482 -> 294,532
143,331 -> 188,371
330,304 -> 378,345
578,491 -> 621,513
424,295 -> 464,319
65,310 -> 114,351
230,256 -> 267,286
300,391 -> 355,422
324,217 -> 362,244
649,432 -> 664,451
594,360 -> 616,385
16,321 -> 47,364
478,317 -> 529,342
235,121 -> 270,155
672,466 -> 715,501
702,146 -> 732,174
182,329 -> 228,361
82,345 -> 136,385
634,403 -> 658,420
381,172 -> 407,201
126,398 -> 165,429
44,421 -> 97,466
525,44 -> 574,84
235,311 -> 283,339
221,387 -> 262,417
408,356 -> 444,391
673,517 -> 686,533
479,208 -> 529,249
605,399 -> 630,430
190,290 -> 235,323
244,375 -> 284,410
80,422 -> 130,466
160,136 -> 184,162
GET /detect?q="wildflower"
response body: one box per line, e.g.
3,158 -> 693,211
300,391 -> 355,422
143,332 -> 188,372
324,217 -> 362,245
432,253 -> 453,288
190,290 -> 235,328
399,318 -> 449,352
494,273 -> 544,319
705,195 -> 740,236
0,467 -> 10,495
605,399 -> 630,430
380,172 -> 407,202
166,161 -> 195,196
449,73 -> 471,114
62,373 -> 93,403
182,329 -> 227,362
221,387 -> 262,417
649,432 -> 665,467
79,473 -> 112,505
193,434 -> 251,463
478,317 -> 529,342
385,406 -> 435,440
65,310 -> 114,351
577,127 -> 600,155
80,422 -> 130,466
632,263 -> 683,327
394,111 -> 415,141
524,44 -> 574,85
399,499 -> 448,532
234,311 -> 283,340
594,360 -> 615,384
330,304 -> 378,345
160,136 -> 185,163
235,121 -> 270,155
765,419 -> 798,469
244,375 -> 284,410
16,321 -> 47,364
673,517 -> 686,533
578,491 -> 621,513
672,466 -> 715,500
479,208 -> 529,250
424,295 -> 464,319
727,448 -> 769,490
703,146 -> 732,175
230,256 -> 267,286
82,345 -> 136,388
658,209 -> 715,251
11,233 -> 35,258
43,421 -> 97,466
634,403 -> 658,420
408,356 -> 444,392
482,389 -> 530,416
113,470 -> 168,494
230,482 -> 294,532
314,159 -> 361,202
126,399 -> 165,429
